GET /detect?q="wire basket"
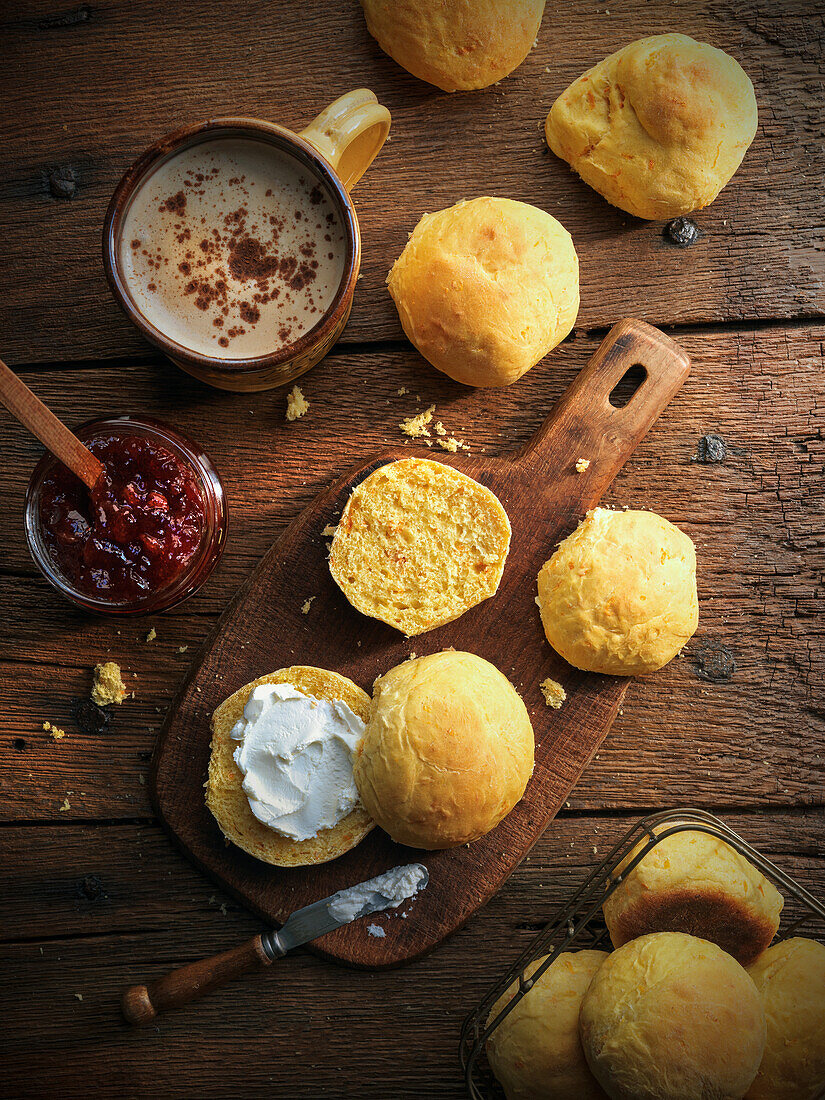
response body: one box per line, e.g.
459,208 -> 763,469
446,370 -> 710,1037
460,808 -> 825,1100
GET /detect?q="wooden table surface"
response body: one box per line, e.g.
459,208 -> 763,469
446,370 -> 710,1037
2,3 -> 823,1097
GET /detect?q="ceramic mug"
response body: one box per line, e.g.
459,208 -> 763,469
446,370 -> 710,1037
103,90 -> 390,392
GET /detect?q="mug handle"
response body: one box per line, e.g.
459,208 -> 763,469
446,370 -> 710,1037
299,89 -> 391,191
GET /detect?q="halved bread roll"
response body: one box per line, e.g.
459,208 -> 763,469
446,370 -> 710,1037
329,457 -> 511,636
206,666 -> 374,868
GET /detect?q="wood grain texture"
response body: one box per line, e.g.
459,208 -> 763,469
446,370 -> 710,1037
1,0 -> 823,364
151,321 -> 689,967
1,813 -> 822,1099
1,326 -> 822,828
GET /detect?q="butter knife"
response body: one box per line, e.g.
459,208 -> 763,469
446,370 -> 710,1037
122,863 -> 428,1025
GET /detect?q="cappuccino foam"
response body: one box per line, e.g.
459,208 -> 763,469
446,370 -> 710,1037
119,137 -> 347,359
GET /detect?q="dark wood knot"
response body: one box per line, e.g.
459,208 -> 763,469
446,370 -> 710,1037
77,874 -> 106,901
39,6 -> 92,30
693,433 -> 726,464
690,640 -> 736,683
48,166 -> 78,199
664,217 -> 700,248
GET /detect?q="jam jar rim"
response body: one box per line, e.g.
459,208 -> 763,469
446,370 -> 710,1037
24,414 -> 228,615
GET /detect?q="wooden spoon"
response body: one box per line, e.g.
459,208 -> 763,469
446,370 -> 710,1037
0,357 -> 104,489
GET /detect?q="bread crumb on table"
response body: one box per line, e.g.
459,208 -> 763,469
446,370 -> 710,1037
43,721 -> 65,740
286,385 -> 309,421
434,421 -> 447,437
575,457 -> 590,473
59,797 -> 71,812
321,524 -> 337,537
301,596 -> 316,615
400,404 -> 435,438
438,436 -> 469,453
397,386 -> 409,396
540,677 -> 567,709
145,627 -> 157,642
91,661 -> 128,706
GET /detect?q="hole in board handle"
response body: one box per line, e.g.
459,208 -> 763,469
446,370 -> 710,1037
609,364 -> 647,409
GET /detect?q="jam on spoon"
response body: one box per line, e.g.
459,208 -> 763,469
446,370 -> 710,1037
39,432 -> 207,604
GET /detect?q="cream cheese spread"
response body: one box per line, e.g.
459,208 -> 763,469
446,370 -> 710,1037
230,682 -> 365,841
328,863 -> 428,922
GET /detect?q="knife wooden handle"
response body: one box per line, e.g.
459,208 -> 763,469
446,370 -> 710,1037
122,933 -> 273,1025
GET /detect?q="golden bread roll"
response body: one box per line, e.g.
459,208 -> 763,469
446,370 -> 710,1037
360,0 -> 545,92
603,823 -> 783,966
746,938 -> 825,1100
353,651 -> 534,848
206,667 -> 374,867
545,34 -> 758,219
329,457 -> 511,636
580,932 -> 767,1100
487,951 -> 610,1100
387,197 -> 579,387
536,507 -> 698,675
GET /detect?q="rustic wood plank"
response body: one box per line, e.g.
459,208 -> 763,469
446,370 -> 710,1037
1,812 -> 822,1099
0,326 -> 822,822
1,1 -> 823,364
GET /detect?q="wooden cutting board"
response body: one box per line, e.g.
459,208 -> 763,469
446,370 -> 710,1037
152,319 -> 690,968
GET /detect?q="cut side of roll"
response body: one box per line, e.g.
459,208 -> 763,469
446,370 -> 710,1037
206,666 -> 374,868
329,457 -> 511,636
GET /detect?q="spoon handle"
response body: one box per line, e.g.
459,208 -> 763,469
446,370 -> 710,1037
0,358 -> 104,490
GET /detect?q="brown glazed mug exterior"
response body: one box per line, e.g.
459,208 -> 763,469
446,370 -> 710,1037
103,91 -> 390,392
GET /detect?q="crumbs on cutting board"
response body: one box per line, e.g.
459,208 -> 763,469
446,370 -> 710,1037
367,924 -> 386,938
540,678 -> 567,709
145,627 -> 157,642
575,458 -> 590,473
301,596 -> 316,615
286,385 -> 309,421
43,721 -> 65,740
321,524 -> 338,537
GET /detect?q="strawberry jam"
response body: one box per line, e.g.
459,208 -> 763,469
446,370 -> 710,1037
38,432 -> 207,603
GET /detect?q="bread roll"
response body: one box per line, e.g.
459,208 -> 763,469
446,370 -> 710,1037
206,667 -> 374,867
329,457 -> 511,636
746,938 -> 825,1100
360,0 -> 545,92
536,507 -> 698,675
604,823 -> 783,967
353,651 -> 534,849
487,951 -> 610,1100
545,34 -> 758,219
580,932 -> 766,1100
388,197 -> 579,387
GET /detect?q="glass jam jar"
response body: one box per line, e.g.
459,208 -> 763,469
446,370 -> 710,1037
24,416 -> 227,615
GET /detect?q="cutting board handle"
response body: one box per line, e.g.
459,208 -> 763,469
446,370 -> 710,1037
518,318 -> 690,503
